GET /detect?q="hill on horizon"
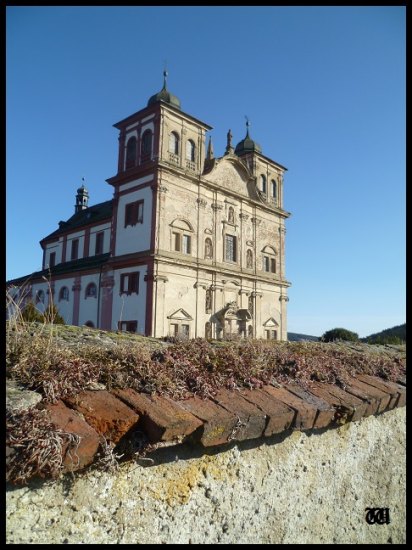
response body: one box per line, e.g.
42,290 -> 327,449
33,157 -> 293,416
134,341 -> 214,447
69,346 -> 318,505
361,323 -> 406,344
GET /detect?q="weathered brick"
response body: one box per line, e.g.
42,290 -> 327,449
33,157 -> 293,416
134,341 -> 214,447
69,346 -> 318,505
64,390 -> 139,444
262,385 -> 317,430
239,388 -> 295,436
45,400 -> 100,472
178,396 -> 238,447
113,389 -> 203,442
355,375 -> 406,408
284,383 -> 335,429
211,389 -> 266,441
307,383 -> 368,422
343,377 -> 391,416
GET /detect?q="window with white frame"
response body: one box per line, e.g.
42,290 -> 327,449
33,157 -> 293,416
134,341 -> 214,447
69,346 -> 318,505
186,139 -> 195,162
169,132 -> 179,155
125,136 -> 137,169
85,282 -> 97,298
225,234 -> 237,263
59,286 -> 69,301
125,200 -> 144,227
260,174 -> 267,195
170,219 -> 193,256
120,272 -> 139,295
271,179 -> 277,205
141,129 -> 152,160
262,246 -> 277,273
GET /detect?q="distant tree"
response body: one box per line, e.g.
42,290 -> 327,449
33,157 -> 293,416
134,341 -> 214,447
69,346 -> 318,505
21,302 -> 44,323
321,328 -> 359,342
43,303 -> 65,325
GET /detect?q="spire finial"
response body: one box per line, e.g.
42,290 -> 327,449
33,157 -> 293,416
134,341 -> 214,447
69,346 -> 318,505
245,115 -> 250,137
163,61 -> 168,90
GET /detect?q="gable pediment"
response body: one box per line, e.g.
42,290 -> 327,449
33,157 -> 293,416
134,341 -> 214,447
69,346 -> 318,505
167,308 -> 193,321
203,157 -> 258,199
263,317 -> 279,327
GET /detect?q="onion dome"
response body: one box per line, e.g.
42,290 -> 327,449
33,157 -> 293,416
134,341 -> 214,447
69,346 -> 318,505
234,118 -> 261,155
147,71 -> 181,110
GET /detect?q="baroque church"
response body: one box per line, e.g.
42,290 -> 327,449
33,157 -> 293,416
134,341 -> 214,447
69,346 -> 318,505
8,73 -> 291,340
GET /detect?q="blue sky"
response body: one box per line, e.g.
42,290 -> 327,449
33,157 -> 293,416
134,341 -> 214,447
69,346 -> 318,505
6,6 -> 405,337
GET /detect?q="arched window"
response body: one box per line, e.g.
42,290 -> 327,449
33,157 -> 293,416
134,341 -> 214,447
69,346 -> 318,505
186,139 -> 195,162
228,207 -> 235,224
35,290 -> 45,304
141,130 -> 152,159
85,321 -> 95,328
85,283 -> 97,299
169,132 -> 179,155
59,286 -> 69,301
125,136 -> 137,169
204,238 -> 213,259
262,246 -> 277,273
246,249 -> 253,269
170,219 -> 193,255
260,175 -> 267,195
271,179 -> 277,205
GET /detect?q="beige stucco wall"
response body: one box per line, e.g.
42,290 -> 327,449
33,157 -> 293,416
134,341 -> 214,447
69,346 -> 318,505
6,407 -> 405,544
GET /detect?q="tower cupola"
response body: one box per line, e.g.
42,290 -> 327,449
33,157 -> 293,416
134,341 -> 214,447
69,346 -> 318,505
234,118 -> 262,155
75,181 -> 89,213
147,70 -> 181,110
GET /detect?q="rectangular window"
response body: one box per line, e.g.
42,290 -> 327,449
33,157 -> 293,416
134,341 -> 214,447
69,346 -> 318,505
118,321 -> 138,333
125,200 -> 144,227
181,324 -> 190,337
95,232 -> 104,255
171,323 -> 179,336
272,330 -> 277,340
173,232 -> 181,252
270,258 -> 276,273
225,235 -> 237,262
71,239 -> 79,260
49,252 -> 56,268
263,256 -> 270,272
120,272 -> 139,295
182,235 -> 191,254
265,330 -> 271,340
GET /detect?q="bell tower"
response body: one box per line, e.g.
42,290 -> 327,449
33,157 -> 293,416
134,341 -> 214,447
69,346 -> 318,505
75,182 -> 89,213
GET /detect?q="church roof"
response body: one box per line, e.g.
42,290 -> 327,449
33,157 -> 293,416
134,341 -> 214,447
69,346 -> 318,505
147,71 -> 181,110
6,253 -> 111,287
234,126 -> 262,155
42,200 -> 113,242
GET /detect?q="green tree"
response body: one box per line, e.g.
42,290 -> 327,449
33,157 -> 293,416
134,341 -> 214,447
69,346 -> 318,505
321,327 -> 359,342
21,302 -> 44,323
43,303 -> 65,325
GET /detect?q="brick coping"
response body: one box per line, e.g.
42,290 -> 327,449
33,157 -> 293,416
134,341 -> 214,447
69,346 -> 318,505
29,374 -> 405,479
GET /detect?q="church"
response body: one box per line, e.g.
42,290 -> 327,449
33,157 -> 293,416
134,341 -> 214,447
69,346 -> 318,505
8,73 -> 291,340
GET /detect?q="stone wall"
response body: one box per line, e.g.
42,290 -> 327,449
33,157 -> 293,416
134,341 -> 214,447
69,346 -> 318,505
6,406 -> 405,544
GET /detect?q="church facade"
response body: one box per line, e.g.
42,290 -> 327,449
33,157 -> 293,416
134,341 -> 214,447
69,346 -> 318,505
8,74 -> 291,340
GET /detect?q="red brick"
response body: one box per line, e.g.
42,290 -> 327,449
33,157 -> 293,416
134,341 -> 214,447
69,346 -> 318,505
284,383 -> 335,429
355,375 -> 406,408
343,377 -> 391,416
64,390 -> 139,444
307,383 -> 368,422
45,400 -> 100,472
211,389 -> 266,441
113,389 -> 203,442
262,385 -> 318,430
178,396 -> 238,447
239,388 -> 295,436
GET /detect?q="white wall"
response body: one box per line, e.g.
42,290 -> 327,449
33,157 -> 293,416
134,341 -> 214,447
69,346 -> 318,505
89,223 -> 111,256
78,273 -> 101,327
115,187 -> 152,256
111,266 -> 147,334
